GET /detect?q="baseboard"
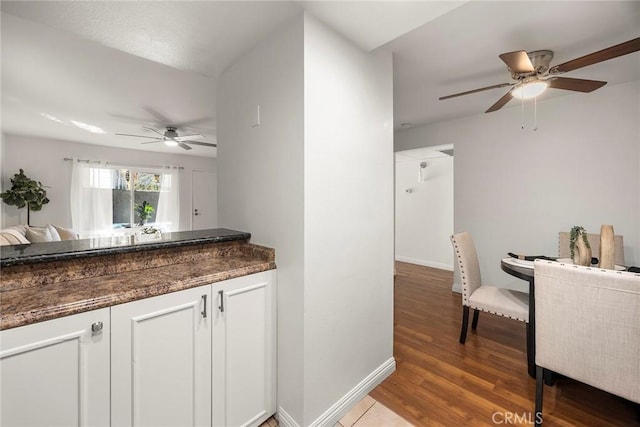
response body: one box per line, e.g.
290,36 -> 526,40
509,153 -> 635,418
308,357 -> 396,427
452,282 -> 461,293
276,406 -> 299,427
395,256 -> 453,271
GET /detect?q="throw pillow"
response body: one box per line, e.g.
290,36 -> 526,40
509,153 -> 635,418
25,225 -> 62,243
51,224 -> 78,240
0,229 -> 31,246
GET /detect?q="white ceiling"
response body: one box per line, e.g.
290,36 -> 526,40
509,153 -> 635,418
2,1 -> 639,158
385,1 -> 640,128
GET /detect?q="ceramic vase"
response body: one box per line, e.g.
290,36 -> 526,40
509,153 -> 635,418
599,225 -> 615,269
573,230 -> 592,266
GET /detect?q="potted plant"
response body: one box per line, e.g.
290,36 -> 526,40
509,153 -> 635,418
569,225 -> 591,266
0,169 -> 50,226
135,201 -> 155,225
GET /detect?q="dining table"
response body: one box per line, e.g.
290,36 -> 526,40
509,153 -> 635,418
500,257 -> 537,378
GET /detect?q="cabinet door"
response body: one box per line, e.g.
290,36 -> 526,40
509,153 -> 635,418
0,308 -> 110,427
111,286 -> 211,427
213,270 -> 276,427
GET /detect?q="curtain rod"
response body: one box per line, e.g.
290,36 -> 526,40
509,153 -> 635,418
64,158 -> 184,170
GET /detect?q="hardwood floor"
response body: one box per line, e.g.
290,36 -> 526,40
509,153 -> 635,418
370,262 -> 638,426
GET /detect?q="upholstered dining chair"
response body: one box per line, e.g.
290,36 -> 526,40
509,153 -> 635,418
450,232 -> 529,344
558,231 -> 625,265
533,260 -> 639,426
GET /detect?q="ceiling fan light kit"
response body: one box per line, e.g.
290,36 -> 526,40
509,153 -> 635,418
511,80 -> 548,100
438,37 -> 640,127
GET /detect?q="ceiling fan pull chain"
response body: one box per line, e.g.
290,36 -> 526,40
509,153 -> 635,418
533,97 -> 538,131
521,96 -> 525,130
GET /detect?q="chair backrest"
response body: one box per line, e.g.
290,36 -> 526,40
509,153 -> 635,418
450,232 -> 482,306
558,232 -> 625,265
534,260 -> 640,404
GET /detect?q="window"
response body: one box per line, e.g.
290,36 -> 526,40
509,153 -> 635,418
71,161 -> 180,238
113,169 -> 163,228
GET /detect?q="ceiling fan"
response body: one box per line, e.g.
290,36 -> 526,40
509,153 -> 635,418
116,126 -> 217,150
439,37 -> 640,113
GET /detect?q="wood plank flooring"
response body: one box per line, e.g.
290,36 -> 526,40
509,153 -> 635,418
370,262 -> 638,426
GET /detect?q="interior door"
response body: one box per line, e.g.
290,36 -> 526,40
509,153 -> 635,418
192,170 -> 217,230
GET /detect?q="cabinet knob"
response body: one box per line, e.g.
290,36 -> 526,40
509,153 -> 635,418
91,321 -> 103,334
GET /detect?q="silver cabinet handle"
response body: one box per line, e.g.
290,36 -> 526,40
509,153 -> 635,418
218,290 -> 224,312
91,321 -> 103,334
201,294 -> 207,318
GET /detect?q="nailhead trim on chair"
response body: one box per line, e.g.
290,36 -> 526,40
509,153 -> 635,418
452,233 -> 527,323
469,305 -> 528,323
451,236 -> 470,305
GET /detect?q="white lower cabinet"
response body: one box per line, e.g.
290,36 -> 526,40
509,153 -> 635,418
212,270 -> 277,427
0,308 -> 110,427
0,270 -> 276,427
111,284 -> 212,427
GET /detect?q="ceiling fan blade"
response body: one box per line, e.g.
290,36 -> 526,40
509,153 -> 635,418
547,77 -> 607,92
174,134 -> 204,141
485,91 -> 513,113
182,140 -> 217,148
143,107 -> 173,125
499,50 -> 535,73
178,142 -> 193,150
140,140 -> 163,145
439,82 -> 513,100
115,133 -> 162,140
173,117 -> 213,128
142,126 -> 166,137
551,37 -> 640,74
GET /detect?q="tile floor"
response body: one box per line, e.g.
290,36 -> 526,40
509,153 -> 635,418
259,394 -> 413,427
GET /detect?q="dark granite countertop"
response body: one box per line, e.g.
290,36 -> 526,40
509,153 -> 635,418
1,238 -> 276,330
0,228 -> 250,267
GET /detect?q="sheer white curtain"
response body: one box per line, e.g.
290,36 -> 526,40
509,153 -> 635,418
155,168 -> 180,232
70,160 -> 114,238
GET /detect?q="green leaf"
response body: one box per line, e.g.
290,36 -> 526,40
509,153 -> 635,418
0,169 -> 50,212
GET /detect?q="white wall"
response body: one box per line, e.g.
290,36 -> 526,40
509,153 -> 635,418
1,134 -> 216,231
217,16 -> 306,424
395,154 -> 453,270
217,13 -> 394,427
303,15 -> 394,425
396,81 -> 640,291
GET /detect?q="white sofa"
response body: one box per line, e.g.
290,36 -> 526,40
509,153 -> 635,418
533,260 -> 640,425
0,224 -> 78,246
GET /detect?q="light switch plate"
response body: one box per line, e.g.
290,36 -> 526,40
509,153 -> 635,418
252,104 -> 261,127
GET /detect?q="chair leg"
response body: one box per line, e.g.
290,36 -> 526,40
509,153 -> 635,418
471,309 -> 480,330
535,365 -> 544,426
543,369 -> 554,386
459,306 -> 470,344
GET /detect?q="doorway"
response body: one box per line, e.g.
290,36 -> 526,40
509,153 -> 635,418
394,144 -> 454,271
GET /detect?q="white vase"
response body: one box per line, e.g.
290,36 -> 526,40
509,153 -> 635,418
599,225 -> 615,269
573,231 -> 592,266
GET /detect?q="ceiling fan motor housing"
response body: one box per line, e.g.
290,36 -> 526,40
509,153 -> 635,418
164,127 -> 178,139
510,50 -> 554,79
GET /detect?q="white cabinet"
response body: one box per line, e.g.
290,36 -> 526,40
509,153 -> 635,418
213,270 -> 277,427
0,308 -> 110,427
111,285 -> 212,427
1,270 -> 276,427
